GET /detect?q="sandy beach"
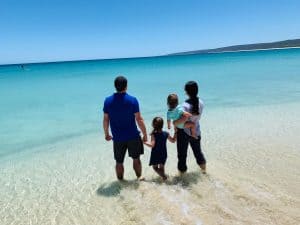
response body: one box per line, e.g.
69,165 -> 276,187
1,101 -> 299,225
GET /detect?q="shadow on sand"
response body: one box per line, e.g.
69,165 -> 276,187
96,179 -> 140,197
96,171 -> 206,197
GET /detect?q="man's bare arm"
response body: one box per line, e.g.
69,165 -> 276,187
135,112 -> 147,142
103,113 -> 112,141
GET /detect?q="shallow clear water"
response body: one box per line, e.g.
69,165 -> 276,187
0,49 -> 300,224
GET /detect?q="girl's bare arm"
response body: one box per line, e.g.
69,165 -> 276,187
144,134 -> 155,148
168,132 -> 177,143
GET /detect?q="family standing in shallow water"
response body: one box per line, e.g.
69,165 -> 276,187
103,76 -> 206,181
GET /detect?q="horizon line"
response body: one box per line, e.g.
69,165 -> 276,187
1,39 -> 299,67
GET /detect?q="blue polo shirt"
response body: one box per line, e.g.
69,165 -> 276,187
103,93 -> 140,142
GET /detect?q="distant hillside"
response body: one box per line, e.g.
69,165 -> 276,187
168,39 -> 300,56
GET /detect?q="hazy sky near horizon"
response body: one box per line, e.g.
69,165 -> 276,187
1,0 -> 300,64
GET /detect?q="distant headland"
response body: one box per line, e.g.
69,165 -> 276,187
1,39 -> 300,66
167,39 -> 300,56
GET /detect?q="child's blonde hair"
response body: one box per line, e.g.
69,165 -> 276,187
167,94 -> 179,110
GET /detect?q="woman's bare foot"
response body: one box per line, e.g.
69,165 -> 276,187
199,163 -> 206,174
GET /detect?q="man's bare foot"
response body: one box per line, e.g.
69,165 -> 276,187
137,176 -> 145,181
117,175 -> 124,181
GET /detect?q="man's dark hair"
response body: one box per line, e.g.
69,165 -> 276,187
114,76 -> 127,92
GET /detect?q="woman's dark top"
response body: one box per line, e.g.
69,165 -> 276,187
149,131 -> 169,166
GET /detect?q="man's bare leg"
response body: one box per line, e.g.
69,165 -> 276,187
133,158 -> 144,180
116,163 -> 124,180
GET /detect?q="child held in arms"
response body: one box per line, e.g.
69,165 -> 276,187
167,94 -> 197,139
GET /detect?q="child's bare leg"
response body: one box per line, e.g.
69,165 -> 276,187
158,164 -> 167,180
191,125 -> 197,139
174,126 -> 178,135
184,121 -> 198,139
167,120 -> 171,130
152,165 -> 160,176
153,165 -> 163,178
152,165 -> 167,180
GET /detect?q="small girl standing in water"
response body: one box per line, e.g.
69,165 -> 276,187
144,117 -> 176,180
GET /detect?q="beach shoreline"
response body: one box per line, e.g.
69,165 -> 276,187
1,101 -> 300,225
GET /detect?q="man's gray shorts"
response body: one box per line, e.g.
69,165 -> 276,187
113,137 -> 144,163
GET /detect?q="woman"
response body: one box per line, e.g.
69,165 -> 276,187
173,81 -> 206,174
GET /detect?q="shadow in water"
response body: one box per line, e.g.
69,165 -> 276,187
145,171 -> 207,188
169,171 -> 204,187
96,171 -> 207,197
96,180 -> 140,197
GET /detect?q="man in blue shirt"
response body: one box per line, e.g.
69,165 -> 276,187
103,76 -> 147,180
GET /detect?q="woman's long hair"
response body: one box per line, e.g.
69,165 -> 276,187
185,81 -> 200,115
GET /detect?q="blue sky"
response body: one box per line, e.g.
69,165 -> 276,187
1,0 -> 300,64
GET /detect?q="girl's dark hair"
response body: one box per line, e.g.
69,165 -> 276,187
185,81 -> 200,115
151,117 -> 164,134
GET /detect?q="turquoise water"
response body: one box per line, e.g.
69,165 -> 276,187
1,48 -> 300,225
1,48 -> 300,158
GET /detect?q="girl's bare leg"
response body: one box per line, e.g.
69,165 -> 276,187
158,164 -> 168,180
152,165 -> 167,180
